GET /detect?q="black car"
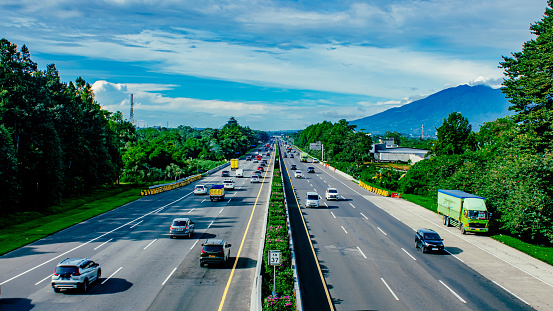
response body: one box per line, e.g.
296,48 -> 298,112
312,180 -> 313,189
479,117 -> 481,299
221,170 -> 230,177
415,229 -> 444,253
291,164 -> 297,170
283,153 -> 287,158
200,239 -> 232,267
307,167 -> 315,173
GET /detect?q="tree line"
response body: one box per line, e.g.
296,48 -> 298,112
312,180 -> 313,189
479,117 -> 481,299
0,38 -> 268,215
293,1 -> 553,245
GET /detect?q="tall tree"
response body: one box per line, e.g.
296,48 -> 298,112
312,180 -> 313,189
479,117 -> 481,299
500,0 -> 553,152
432,112 -> 475,156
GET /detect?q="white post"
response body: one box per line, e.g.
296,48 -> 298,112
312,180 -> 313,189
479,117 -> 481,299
273,265 -> 276,295
322,143 -> 324,162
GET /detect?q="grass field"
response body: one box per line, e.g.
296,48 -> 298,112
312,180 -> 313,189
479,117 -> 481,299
0,184 -> 151,256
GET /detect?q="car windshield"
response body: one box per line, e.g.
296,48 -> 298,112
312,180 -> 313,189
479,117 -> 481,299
424,233 -> 441,240
203,245 -> 223,252
328,189 -> 337,193
307,195 -> 318,200
55,266 -> 79,274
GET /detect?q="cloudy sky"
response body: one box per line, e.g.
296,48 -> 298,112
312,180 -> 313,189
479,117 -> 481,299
1,0 -> 548,130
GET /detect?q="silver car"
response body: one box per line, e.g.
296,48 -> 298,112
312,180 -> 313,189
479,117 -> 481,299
52,258 -> 101,292
170,218 -> 195,238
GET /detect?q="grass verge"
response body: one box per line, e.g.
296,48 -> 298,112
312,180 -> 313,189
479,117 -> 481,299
0,184 -> 149,256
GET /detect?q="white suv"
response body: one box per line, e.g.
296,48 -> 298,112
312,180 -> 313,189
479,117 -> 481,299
325,188 -> 339,200
223,179 -> 235,190
52,258 -> 101,292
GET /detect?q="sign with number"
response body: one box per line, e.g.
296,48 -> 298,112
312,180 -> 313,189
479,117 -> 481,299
269,250 -> 282,266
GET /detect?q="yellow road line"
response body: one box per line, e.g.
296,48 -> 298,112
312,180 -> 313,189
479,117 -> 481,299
218,154 -> 274,311
284,159 -> 335,311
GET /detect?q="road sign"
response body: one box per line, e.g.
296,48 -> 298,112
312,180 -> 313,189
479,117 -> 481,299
269,250 -> 282,266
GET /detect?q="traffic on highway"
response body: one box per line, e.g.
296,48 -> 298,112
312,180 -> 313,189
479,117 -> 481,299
0,149 -> 275,311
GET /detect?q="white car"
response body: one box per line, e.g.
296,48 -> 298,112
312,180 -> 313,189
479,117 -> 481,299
313,158 -> 319,163
250,175 -> 260,183
52,258 -> 101,293
223,179 -> 235,190
294,170 -> 303,178
325,188 -> 339,200
194,184 -> 208,195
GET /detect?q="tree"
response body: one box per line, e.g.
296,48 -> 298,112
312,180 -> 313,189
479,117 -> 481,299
431,112 -> 475,156
500,1 -> 553,152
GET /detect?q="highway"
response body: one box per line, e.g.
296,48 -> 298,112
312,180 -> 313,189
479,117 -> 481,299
281,145 -> 533,311
0,152 -> 273,311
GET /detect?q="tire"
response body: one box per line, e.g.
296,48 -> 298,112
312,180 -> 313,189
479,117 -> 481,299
96,269 -> 101,283
461,224 -> 466,235
443,216 -> 447,225
446,217 -> 451,227
81,279 -> 89,293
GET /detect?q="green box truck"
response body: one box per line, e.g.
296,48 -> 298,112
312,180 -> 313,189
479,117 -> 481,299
437,190 -> 490,234
300,152 -> 309,162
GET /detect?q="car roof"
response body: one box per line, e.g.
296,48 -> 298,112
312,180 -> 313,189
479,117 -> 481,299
58,258 -> 91,266
418,228 -> 439,235
327,187 -> 337,191
204,239 -> 226,245
306,191 -> 318,195
195,184 -> 205,187
172,217 -> 190,222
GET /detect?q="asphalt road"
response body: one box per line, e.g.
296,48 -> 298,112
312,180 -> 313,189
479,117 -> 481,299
0,152 -> 273,311
281,146 -> 533,311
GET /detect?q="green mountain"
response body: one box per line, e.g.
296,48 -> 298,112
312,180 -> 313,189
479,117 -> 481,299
349,84 -> 512,136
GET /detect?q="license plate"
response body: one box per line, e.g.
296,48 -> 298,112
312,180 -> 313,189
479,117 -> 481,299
209,255 -> 216,257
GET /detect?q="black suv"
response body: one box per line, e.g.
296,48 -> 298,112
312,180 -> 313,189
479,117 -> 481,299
200,239 -> 232,267
415,229 -> 444,253
291,164 -> 297,170
221,170 -> 230,177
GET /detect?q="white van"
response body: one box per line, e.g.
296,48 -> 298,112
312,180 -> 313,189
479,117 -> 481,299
236,169 -> 244,178
305,192 -> 320,208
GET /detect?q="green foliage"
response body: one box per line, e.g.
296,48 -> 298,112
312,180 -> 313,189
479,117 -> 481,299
294,119 -> 372,163
432,112 -> 475,156
500,0 -> 553,153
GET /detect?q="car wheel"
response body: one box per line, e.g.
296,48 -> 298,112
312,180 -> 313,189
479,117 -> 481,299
461,224 -> 466,234
81,279 -> 89,293
415,240 -> 418,249
96,269 -> 101,282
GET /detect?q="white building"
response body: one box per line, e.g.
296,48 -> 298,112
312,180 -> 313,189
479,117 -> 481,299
371,138 -> 429,164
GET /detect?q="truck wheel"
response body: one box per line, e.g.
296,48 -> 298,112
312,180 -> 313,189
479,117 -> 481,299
446,217 -> 451,227
443,216 -> 447,225
461,225 -> 466,234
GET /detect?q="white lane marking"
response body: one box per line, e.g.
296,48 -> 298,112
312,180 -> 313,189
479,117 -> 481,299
233,192 -> 237,196
188,208 -> 195,214
324,202 -> 328,207
208,220 -> 215,228
377,227 -> 388,236
401,248 -> 416,261
330,212 -> 336,219
341,226 -> 348,234
94,238 -> 113,250
227,199 -> 232,203
201,199 -> 206,203
357,246 -> 367,259
130,220 -> 143,228
144,239 -> 157,250
162,267 -> 177,286
439,280 -> 467,303
492,280 -> 529,305
101,267 -> 123,285
340,195 -> 345,200
190,239 -> 199,250
381,278 -> 399,301
444,249 -> 464,262
219,208 -> 224,214
35,275 -> 52,285
0,192 -> 192,286
360,213 -> 368,220
349,203 -> 356,209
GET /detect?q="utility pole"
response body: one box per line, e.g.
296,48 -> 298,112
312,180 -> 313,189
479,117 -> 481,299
130,94 -> 134,125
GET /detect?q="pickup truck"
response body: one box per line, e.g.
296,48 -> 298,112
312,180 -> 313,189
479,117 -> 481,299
210,184 -> 225,201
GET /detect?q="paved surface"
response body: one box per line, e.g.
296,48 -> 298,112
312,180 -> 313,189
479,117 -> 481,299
0,152 -> 273,311
320,163 -> 553,311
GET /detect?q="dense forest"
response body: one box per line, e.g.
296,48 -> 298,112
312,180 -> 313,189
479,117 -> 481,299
293,2 -> 553,245
0,38 -> 268,215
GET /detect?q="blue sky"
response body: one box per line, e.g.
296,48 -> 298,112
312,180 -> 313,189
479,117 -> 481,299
1,0 -> 548,131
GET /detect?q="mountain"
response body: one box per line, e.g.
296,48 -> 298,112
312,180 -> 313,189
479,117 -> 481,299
349,84 -> 513,136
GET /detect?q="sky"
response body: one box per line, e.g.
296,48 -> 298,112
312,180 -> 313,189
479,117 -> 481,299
0,0 -> 549,131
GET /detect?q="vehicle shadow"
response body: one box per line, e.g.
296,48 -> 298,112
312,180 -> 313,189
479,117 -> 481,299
444,246 -> 463,255
0,298 -> 34,311
60,278 -> 133,295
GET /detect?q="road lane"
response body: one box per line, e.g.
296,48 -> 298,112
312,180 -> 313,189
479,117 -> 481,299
0,152 -> 272,311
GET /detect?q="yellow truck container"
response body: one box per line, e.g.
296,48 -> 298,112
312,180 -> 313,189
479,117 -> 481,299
210,185 -> 225,202
230,158 -> 239,170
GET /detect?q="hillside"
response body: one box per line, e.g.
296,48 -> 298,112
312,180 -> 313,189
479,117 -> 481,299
349,84 -> 512,136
